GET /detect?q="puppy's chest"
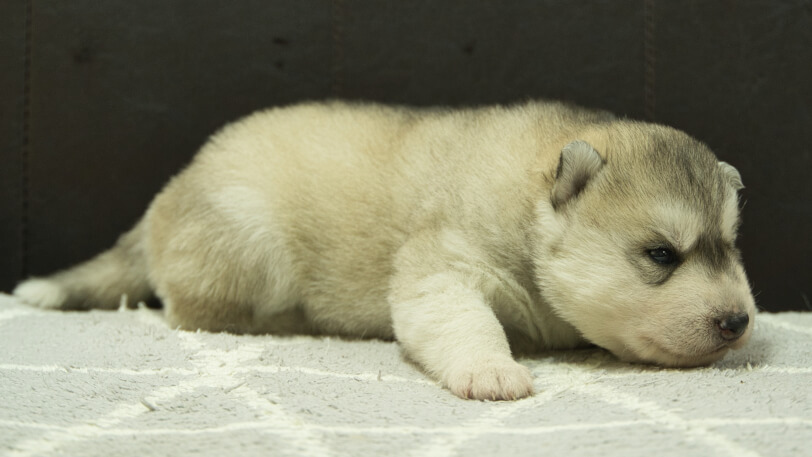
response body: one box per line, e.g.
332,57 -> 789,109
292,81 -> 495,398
473,264 -> 544,336
480,266 -> 586,351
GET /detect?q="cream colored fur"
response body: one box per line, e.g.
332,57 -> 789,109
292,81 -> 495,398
14,100 -> 756,400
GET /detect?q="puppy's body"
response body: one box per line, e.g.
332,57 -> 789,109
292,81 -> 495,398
14,101 -> 756,400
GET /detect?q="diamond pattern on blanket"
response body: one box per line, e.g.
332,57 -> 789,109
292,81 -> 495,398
1,293 -> 810,457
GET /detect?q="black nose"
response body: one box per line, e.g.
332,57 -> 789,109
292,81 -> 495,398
717,313 -> 750,340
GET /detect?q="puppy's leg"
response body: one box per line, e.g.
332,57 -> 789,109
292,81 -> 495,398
390,235 -> 534,400
146,182 -> 305,335
160,287 -> 310,336
150,243 -> 304,335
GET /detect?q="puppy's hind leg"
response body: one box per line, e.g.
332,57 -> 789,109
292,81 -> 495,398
147,206 -> 306,335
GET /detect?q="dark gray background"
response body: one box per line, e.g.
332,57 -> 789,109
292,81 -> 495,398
1,1 -> 810,311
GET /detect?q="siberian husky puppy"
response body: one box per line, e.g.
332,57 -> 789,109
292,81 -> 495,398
14,101 -> 756,400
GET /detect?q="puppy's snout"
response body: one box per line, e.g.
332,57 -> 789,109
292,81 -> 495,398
716,313 -> 749,341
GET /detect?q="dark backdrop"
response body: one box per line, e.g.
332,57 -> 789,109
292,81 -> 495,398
1,1 -> 810,311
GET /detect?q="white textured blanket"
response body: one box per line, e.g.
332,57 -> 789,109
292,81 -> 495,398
0,293 -> 810,457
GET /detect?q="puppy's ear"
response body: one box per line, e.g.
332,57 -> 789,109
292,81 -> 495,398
552,140 -> 605,209
718,161 -> 744,191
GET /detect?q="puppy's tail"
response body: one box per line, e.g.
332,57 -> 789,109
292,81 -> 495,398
13,219 -> 152,310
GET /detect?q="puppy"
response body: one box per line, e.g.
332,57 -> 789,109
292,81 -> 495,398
14,100 -> 756,400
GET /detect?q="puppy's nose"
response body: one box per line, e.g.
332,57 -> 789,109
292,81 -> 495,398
717,313 -> 749,340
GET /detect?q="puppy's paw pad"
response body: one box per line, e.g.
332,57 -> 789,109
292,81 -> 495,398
446,358 -> 534,401
13,279 -> 67,309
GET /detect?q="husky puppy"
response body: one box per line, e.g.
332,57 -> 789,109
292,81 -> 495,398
14,101 -> 756,400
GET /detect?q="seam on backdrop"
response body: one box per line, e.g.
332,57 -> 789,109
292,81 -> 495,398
331,0 -> 346,97
643,0 -> 656,121
20,0 -> 34,280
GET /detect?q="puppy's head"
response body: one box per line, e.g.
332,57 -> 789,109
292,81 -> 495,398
534,122 -> 756,367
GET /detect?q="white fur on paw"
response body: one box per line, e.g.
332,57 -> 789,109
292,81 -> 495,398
445,357 -> 534,401
13,279 -> 68,309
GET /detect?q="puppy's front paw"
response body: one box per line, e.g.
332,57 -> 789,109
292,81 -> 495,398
445,356 -> 534,401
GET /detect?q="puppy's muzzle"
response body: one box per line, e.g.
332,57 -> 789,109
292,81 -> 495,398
716,313 -> 749,341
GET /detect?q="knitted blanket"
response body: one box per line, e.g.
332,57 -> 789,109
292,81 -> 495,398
1,293 -> 809,456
